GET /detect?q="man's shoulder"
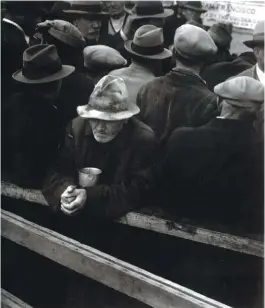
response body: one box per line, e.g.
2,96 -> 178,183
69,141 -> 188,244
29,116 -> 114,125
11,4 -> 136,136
237,65 -> 256,78
131,118 -> 156,142
109,67 -> 130,77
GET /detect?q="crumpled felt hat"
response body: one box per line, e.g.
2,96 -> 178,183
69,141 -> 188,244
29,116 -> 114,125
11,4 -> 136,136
243,20 -> 264,48
62,1 -> 107,17
125,25 -> 172,60
12,44 -> 75,84
36,19 -> 86,49
83,45 -> 127,70
77,75 -> 140,121
174,24 -> 217,62
214,76 -> 264,107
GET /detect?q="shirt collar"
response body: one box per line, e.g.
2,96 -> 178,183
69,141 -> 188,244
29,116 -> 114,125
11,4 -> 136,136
256,64 -> 265,86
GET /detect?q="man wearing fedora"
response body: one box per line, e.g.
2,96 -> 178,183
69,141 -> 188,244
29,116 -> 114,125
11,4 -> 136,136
2,44 -> 75,188
178,1 -> 206,29
110,25 -> 172,104
237,21 -> 265,86
137,24 -> 219,140
160,76 -> 264,232
34,19 -> 95,126
62,1 -> 107,45
43,75 -> 157,220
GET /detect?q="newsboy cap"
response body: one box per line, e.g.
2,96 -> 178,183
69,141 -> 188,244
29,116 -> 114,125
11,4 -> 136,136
174,24 -> 217,62
83,45 -> 127,70
36,19 -> 86,49
214,76 -> 264,107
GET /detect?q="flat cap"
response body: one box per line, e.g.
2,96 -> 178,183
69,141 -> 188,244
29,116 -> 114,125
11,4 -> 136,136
214,76 -> 264,106
83,45 -> 127,70
36,19 -> 86,49
174,24 -> 217,62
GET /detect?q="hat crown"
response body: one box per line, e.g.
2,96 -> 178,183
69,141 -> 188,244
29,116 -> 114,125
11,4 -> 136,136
214,76 -> 264,103
133,25 -> 163,47
89,75 -> 129,113
254,20 -> 264,35
174,24 -> 217,60
131,1 -> 164,16
22,44 -> 62,80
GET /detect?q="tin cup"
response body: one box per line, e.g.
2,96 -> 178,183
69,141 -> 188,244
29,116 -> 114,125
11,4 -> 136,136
78,167 -> 102,188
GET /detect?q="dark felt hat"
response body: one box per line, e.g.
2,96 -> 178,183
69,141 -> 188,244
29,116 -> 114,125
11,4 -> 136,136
125,1 -> 173,19
12,44 -> 75,84
208,22 -> 233,48
179,1 -> 207,13
62,1 -> 107,18
243,21 -> 264,48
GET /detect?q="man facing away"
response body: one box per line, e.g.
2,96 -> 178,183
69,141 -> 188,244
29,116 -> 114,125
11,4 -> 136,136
110,25 -> 172,105
137,24 -> 219,140
43,75 -> 157,221
160,76 -> 264,232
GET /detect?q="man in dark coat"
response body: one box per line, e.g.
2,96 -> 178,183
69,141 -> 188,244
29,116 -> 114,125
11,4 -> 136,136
43,75 -> 157,221
2,44 -> 75,188
137,24 -> 219,140
35,19 -> 95,125
160,76 -> 264,232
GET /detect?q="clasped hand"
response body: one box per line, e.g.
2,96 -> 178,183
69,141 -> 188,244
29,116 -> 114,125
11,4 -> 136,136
60,185 -> 87,216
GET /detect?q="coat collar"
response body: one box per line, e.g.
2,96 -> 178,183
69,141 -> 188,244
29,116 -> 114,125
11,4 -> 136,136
170,67 -> 206,85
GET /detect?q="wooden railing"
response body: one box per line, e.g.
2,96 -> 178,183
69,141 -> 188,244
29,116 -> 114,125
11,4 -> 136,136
2,210 -> 232,308
1,289 -> 33,308
1,181 -> 263,257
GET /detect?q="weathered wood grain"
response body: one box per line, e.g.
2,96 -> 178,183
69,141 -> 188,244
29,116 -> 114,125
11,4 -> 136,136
1,289 -> 33,308
1,210 -> 232,308
1,181 -> 263,257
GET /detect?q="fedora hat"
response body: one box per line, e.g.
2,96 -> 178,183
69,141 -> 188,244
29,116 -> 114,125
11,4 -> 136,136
125,25 -> 172,60
77,75 -> 140,121
179,1 -> 206,13
208,22 -> 232,48
12,44 -> 75,84
36,20 -> 86,49
125,1 -> 173,19
243,20 -> 264,48
63,1 -> 107,18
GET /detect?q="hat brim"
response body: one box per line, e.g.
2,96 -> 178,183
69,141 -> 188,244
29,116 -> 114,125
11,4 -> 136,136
124,8 -> 174,19
77,104 -> 140,121
243,39 -> 264,48
62,9 -> 107,17
12,65 -> 75,84
124,41 -> 172,60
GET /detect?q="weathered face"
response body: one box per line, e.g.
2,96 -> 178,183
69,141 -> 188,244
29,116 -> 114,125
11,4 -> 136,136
254,45 -> 264,72
73,17 -> 102,41
180,8 -> 202,22
88,119 -> 126,143
123,16 -> 164,40
103,1 -> 125,17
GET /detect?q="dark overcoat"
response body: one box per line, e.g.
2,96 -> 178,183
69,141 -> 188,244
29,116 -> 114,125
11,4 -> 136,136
160,118 -> 264,231
43,117 -> 157,220
2,93 -> 61,188
137,68 -> 219,139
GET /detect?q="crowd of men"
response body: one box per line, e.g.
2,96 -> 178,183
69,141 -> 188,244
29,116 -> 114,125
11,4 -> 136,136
2,1 -> 264,233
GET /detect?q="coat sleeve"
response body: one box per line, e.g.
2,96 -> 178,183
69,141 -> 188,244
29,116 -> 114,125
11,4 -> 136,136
42,122 -> 77,209
82,130 -> 158,221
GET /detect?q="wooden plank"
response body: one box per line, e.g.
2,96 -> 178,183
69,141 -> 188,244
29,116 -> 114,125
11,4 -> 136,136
1,289 -> 33,308
1,181 -> 263,257
1,210 -> 231,308
119,213 -> 264,258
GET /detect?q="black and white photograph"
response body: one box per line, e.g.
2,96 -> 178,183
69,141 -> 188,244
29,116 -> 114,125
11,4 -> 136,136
1,0 -> 264,307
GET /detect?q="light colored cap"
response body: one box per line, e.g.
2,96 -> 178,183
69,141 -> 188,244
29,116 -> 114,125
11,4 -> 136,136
214,76 -> 264,107
174,24 -> 217,62
77,75 -> 140,121
83,45 -> 127,70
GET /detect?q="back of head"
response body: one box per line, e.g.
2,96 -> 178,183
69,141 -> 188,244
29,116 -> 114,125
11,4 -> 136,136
208,22 -> 233,49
